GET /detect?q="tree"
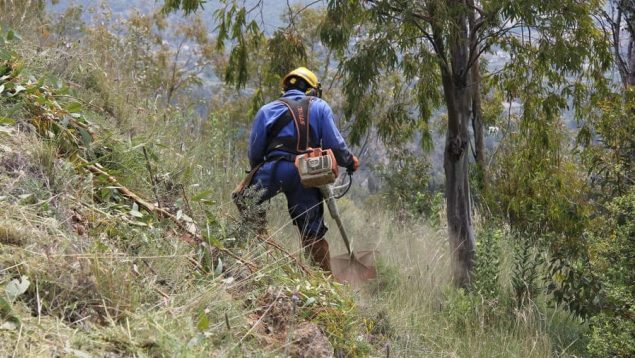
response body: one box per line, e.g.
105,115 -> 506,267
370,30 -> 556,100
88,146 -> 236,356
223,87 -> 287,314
581,3 -> 635,350
318,0 -> 610,287
577,1 -> 635,200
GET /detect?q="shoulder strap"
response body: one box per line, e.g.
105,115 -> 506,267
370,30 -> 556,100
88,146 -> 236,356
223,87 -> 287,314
267,97 -> 313,154
278,97 -> 312,152
267,109 -> 293,140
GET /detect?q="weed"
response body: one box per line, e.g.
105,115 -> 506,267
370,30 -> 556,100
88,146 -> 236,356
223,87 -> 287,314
512,233 -> 544,309
473,226 -> 502,299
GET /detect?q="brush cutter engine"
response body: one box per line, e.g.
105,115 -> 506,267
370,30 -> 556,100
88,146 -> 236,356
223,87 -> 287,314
295,148 -> 338,187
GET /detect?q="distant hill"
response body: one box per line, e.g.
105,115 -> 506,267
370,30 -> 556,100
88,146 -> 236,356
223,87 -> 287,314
48,0 -> 301,32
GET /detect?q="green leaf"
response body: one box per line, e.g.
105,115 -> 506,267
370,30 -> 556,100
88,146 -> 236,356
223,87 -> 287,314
5,276 -> 30,303
6,30 -> 14,41
65,101 -> 82,113
214,258 -> 223,276
0,293 -> 21,330
78,127 -> 92,148
0,117 -> 15,125
197,311 -> 209,331
0,296 -> 11,317
303,297 -> 316,307
130,202 -> 143,218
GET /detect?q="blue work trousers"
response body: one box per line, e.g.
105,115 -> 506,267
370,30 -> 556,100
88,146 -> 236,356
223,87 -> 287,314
250,159 -> 327,240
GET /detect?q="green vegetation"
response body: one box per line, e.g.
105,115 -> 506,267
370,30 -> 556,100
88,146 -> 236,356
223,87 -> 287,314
0,1 -> 633,357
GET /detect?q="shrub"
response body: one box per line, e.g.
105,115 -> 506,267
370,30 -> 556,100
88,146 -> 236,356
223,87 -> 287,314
472,226 -> 502,299
587,188 -> 635,357
374,147 -> 439,221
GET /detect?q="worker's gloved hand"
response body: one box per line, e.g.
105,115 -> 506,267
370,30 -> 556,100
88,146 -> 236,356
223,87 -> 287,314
347,155 -> 359,174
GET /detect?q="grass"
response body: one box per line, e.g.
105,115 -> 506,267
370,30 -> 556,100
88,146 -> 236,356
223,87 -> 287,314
0,9 -> 591,358
261,187 -> 590,357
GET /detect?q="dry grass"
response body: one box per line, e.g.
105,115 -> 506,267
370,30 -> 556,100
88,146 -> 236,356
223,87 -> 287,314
0,11 -> 590,357
234,177 -> 590,357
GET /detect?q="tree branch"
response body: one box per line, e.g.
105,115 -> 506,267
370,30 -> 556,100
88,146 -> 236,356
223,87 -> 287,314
600,5 -> 629,85
466,1 -> 486,18
83,160 -> 258,272
364,0 -> 449,70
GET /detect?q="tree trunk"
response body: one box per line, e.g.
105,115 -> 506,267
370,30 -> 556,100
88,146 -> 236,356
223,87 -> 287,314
619,0 -> 635,87
470,60 -> 486,192
443,92 -> 476,287
628,37 -> 635,86
437,0 -> 476,287
467,0 -> 486,193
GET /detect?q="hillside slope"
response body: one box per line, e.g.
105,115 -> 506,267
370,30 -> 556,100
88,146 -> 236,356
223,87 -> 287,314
0,32 -> 376,357
0,19 -> 592,357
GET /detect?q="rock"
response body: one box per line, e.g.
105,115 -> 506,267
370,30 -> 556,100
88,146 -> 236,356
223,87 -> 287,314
289,322 -> 334,358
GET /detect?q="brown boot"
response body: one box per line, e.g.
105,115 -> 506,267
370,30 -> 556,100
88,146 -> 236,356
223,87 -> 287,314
304,238 -> 331,273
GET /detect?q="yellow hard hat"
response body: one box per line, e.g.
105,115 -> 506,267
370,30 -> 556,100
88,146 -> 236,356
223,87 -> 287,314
282,67 -> 319,89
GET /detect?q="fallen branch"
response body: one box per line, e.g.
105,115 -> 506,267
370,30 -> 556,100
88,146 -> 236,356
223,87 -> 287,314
84,161 -> 258,272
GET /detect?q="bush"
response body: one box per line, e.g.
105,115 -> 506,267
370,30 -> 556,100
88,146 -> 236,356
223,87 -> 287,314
472,226 -> 502,299
374,147 -> 440,222
587,188 -> 635,357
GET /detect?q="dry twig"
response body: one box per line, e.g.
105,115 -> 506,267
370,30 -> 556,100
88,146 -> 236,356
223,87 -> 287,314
83,160 -> 258,272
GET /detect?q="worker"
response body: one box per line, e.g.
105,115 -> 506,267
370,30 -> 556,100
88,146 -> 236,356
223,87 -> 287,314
233,67 -> 359,272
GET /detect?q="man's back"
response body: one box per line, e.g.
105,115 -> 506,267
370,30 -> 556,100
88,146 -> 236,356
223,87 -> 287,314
248,89 -> 354,170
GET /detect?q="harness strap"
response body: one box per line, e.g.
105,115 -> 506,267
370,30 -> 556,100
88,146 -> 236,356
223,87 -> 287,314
266,96 -> 313,154
265,152 -> 296,162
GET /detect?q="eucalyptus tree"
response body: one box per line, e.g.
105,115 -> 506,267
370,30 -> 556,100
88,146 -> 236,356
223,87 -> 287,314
320,0 -> 610,287
163,0 -> 610,287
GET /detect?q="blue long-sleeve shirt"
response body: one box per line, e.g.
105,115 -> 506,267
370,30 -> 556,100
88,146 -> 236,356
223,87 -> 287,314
248,89 -> 355,169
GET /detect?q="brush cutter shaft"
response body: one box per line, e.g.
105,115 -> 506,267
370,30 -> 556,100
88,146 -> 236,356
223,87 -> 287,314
319,186 -> 353,256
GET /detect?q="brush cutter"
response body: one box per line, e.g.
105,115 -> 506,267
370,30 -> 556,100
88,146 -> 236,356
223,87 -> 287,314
295,148 -> 377,285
